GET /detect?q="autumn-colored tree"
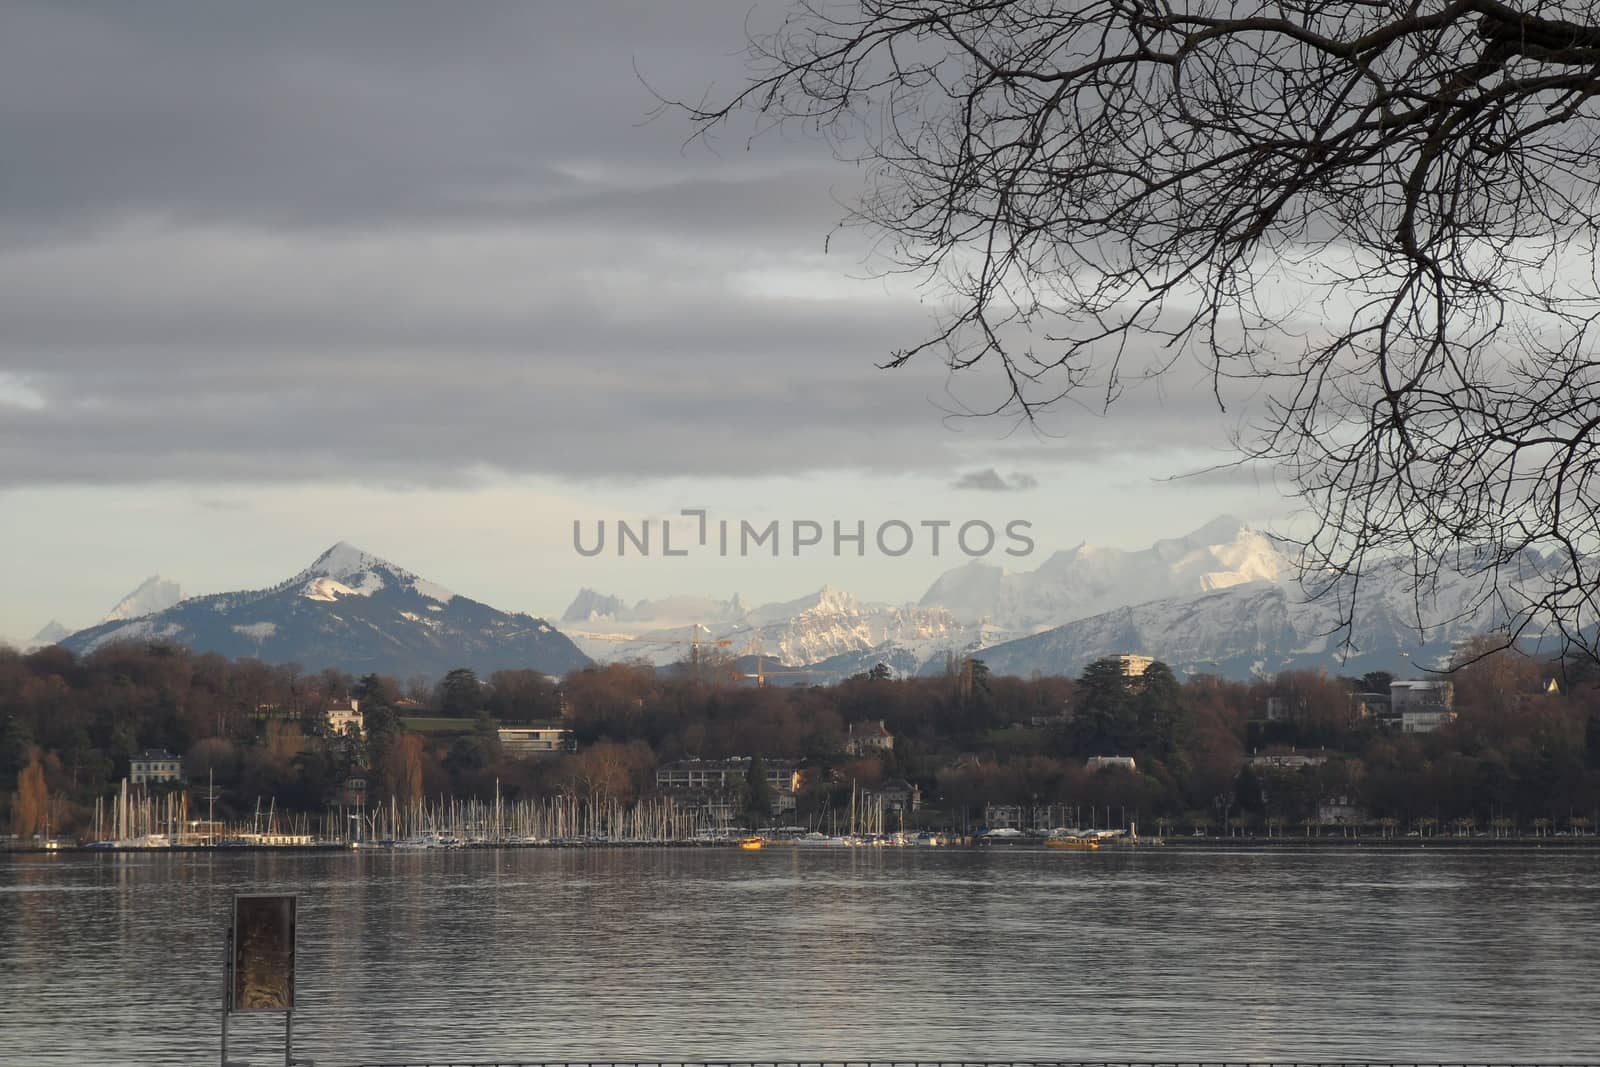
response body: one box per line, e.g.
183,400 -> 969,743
11,749 -> 48,838
391,733 -> 426,804
554,740 -> 653,804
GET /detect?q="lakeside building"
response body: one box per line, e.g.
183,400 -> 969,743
340,773 -> 368,808
176,819 -> 226,846
325,697 -> 364,737
845,719 -> 895,756
1086,755 -> 1137,773
863,778 -> 921,814
496,724 -> 575,757
984,803 -> 1027,830
129,749 -> 183,786
656,757 -> 800,793
982,802 -> 1087,831
1318,794 -> 1365,825
655,757 -> 801,815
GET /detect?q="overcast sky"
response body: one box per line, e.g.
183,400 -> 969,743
0,1 -> 1290,642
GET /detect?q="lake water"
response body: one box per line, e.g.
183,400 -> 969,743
2,846 -> 1597,1066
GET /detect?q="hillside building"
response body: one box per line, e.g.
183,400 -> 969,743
496,724 -> 575,757
325,697 -> 364,737
130,749 -> 183,786
845,719 -> 895,755
1389,679 -> 1455,733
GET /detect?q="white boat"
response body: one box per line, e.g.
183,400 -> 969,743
123,833 -> 171,849
792,832 -> 860,848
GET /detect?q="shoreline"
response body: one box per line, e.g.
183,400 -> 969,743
6,835 -> 1600,855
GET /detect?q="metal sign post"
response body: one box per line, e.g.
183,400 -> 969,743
221,893 -> 309,1067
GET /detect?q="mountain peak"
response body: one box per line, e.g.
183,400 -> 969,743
294,541 -> 456,603
305,541 -> 386,579
562,587 -> 627,623
807,585 -> 858,612
100,575 -> 183,624
31,620 -> 69,645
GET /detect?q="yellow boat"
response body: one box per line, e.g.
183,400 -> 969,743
738,836 -> 764,850
1045,836 -> 1100,850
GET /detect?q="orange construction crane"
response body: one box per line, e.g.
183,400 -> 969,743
740,661 -> 833,687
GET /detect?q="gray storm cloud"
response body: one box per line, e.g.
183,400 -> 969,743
0,1 -> 1246,489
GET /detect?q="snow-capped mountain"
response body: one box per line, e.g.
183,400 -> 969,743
100,575 -> 182,623
918,515 -> 1290,634
564,515 -> 1531,681
61,542 -> 591,678
968,558 -> 1529,680
739,587 -> 984,667
562,585 -> 985,674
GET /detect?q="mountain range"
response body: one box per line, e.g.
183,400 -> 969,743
565,516 -> 1520,680
58,543 -> 589,679
39,517 -> 1523,681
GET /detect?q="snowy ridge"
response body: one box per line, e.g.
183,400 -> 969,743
916,514 -> 1292,633
570,516 -> 1543,680
972,549 -> 1543,679
563,583 -> 984,672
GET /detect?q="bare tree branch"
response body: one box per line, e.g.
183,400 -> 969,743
666,0 -> 1600,665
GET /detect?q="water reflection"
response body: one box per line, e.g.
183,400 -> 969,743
1,848 -> 1597,1065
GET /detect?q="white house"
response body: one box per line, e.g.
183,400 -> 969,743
325,697 -> 364,737
130,749 -> 183,785
1390,678 -> 1454,709
1390,679 -> 1456,733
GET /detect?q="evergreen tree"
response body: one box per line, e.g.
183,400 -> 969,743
1133,662 -> 1186,760
438,668 -> 483,717
1360,671 -> 1395,695
1235,762 -> 1265,813
1069,658 -> 1135,756
743,755 -> 774,828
